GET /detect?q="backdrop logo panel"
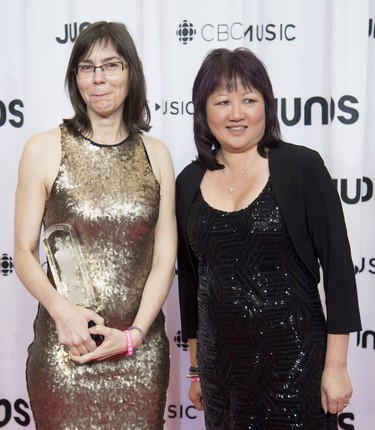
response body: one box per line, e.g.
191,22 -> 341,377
276,95 -> 359,126
176,20 -> 296,44
154,101 -> 193,116
0,398 -> 31,427
173,330 -> 189,351
369,18 -> 375,38
354,257 -> 375,275
333,177 -> 374,205
339,412 -> 355,430
176,20 -> 197,45
356,330 -> 375,349
55,22 -> 91,44
0,100 -> 24,128
1,254 -> 13,276
167,404 -> 198,420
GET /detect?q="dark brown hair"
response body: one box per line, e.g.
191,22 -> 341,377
192,47 -> 281,170
64,21 -> 150,137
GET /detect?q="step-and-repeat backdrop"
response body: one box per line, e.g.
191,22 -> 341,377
1,1 -> 374,429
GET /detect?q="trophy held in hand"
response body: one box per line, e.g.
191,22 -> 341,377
43,223 -> 104,344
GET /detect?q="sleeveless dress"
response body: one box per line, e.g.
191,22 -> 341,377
26,124 -> 169,430
186,180 -> 338,430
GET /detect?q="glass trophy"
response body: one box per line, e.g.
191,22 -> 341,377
43,223 -> 95,307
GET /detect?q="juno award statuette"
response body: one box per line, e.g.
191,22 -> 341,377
43,223 -> 95,307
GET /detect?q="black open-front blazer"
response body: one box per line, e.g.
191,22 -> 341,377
176,141 -> 362,341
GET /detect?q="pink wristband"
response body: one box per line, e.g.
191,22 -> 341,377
124,330 -> 133,357
190,377 -> 200,383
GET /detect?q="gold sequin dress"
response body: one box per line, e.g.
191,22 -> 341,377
26,124 -> 169,430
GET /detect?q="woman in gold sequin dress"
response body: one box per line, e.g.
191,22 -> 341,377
14,22 -> 176,430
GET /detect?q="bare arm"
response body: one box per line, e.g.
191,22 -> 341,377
14,129 -> 103,356
73,136 -> 177,362
321,333 -> 352,414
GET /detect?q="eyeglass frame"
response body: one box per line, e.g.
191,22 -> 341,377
72,61 -> 127,77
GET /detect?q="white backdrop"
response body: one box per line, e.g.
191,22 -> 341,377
0,1 -> 374,429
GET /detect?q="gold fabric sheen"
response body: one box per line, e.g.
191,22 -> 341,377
26,124 -> 169,429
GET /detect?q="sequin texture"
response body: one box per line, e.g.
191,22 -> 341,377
26,124 -> 169,429
186,179 -> 337,429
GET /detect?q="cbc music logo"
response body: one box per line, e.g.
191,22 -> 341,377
176,20 -> 296,45
1,254 -> 14,276
176,21 -> 197,45
174,330 -> 189,351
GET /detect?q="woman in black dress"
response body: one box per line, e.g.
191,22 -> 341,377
176,47 -> 361,429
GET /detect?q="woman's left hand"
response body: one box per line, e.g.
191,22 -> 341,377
69,325 -> 140,363
321,364 -> 352,414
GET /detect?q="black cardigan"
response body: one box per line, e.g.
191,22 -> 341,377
176,142 -> 361,341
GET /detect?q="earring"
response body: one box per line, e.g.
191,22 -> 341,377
211,143 -> 216,151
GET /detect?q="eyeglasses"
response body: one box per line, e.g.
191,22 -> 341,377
73,61 -> 126,77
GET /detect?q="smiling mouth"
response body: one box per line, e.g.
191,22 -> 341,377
227,126 -> 248,130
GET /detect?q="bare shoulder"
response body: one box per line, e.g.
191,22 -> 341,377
23,127 -> 61,156
142,134 -> 171,158
141,134 -> 174,182
19,127 -> 62,191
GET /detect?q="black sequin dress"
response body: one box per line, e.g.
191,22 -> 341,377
186,179 -> 338,430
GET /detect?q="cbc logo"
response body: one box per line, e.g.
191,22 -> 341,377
176,20 -> 196,45
1,254 -> 13,276
174,330 -> 189,351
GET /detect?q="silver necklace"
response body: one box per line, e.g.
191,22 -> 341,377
221,152 -> 257,194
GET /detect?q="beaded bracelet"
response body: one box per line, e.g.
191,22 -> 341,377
128,325 -> 146,344
124,330 -> 133,357
187,365 -> 200,379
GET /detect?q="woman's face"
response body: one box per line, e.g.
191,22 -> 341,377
76,41 -> 129,119
206,83 -> 266,153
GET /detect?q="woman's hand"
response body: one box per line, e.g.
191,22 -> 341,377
189,381 -> 204,411
69,325 -> 143,363
50,297 -> 104,356
321,364 -> 352,414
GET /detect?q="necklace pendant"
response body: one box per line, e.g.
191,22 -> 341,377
228,186 -> 235,194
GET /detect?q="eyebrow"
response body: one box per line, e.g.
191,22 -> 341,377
79,56 -> 122,64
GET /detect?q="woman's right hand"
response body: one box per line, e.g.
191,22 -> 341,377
49,297 -> 104,356
189,381 -> 204,411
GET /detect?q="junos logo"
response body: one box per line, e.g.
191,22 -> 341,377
56,22 -> 91,44
0,398 -> 31,427
275,95 -> 359,126
0,100 -> 24,128
354,258 -> 375,275
356,330 -> 375,349
1,254 -> 13,276
333,177 -> 374,204
174,330 -> 189,351
339,413 -> 355,430
369,18 -> 375,38
176,20 -> 296,44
